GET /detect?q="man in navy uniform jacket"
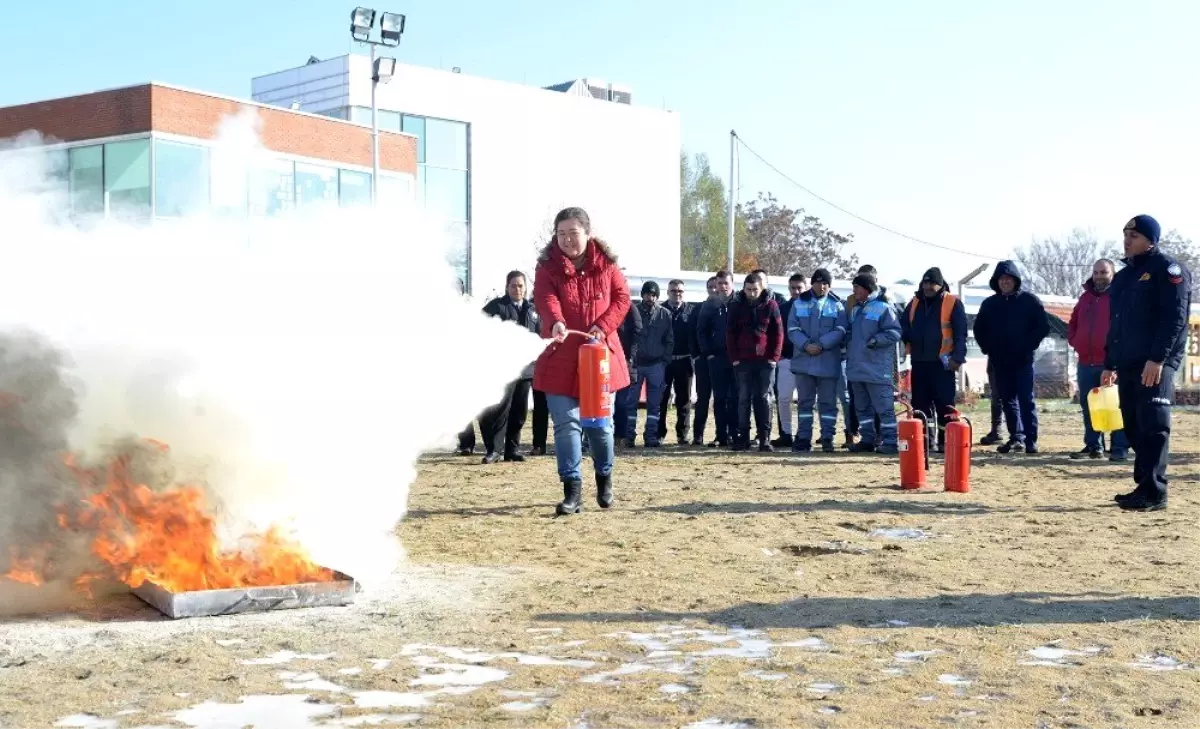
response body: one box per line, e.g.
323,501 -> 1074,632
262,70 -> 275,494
1102,215 -> 1192,511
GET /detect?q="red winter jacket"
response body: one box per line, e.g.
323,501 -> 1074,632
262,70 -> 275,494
725,290 -> 784,363
532,238 -> 632,399
1067,279 -> 1112,367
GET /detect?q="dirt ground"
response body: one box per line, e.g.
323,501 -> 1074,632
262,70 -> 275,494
1,402 -> 1198,729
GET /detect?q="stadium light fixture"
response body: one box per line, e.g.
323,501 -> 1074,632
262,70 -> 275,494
380,13 -> 406,46
350,7 -> 376,43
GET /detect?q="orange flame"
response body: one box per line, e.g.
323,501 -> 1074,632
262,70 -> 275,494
3,439 -> 335,594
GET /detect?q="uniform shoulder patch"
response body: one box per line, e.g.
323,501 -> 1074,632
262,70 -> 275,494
1139,272 -> 1152,281
1167,262 -> 1183,277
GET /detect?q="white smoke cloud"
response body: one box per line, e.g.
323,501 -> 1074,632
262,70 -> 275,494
0,109 -> 546,593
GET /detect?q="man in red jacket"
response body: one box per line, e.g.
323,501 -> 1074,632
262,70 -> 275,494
1067,258 -> 1129,460
726,272 -> 784,451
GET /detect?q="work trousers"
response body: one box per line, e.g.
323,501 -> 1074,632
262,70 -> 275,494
1118,363 -> 1175,502
992,360 -> 1038,446
910,360 -> 956,447
693,356 -> 713,443
985,361 -> 1003,437
795,373 -> 839,442
708,356 -> 736,445
851,381 -> 899,448
531,389 -> 548,451
735,361 -> 775,445
622,362 -> 667,444
478,377 -> 533,456
837,361 -> 856,436
776,364 -> 798,436
657,357 -> 695,442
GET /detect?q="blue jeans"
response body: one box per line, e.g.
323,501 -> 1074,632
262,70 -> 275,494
622,361 -> 667,443
546,393 -> 615,482
993,360 -> 1038,445
1077,364 -> 1129,453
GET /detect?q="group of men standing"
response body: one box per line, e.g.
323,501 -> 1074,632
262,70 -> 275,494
460,214 -> 1189,513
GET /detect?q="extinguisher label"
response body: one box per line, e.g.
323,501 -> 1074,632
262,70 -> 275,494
898,441 -> 909,452
599,360 -> 610,375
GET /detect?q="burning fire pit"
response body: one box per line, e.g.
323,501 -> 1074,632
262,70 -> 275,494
132,571 -> 358,620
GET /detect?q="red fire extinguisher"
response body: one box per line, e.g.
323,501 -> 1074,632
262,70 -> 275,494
897,401 -> 931,490
577,336 -> 612,428
943,409 -> 972,493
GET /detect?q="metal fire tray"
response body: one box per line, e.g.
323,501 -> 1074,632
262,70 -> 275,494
132,571 -> 357,619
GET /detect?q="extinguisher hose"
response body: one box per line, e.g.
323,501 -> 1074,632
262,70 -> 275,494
544,328 -> 601,346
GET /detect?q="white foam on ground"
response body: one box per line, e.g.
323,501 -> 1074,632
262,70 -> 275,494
352,691 -> 433,709
660,683 -> 692,694
1020,645 -> 1102,667
500,698 -> 550,712
278,671 -> 345,692
683,720 -> 753,729
1128,654 -> 1192,671
868,528 -> 930,540
778,637 -> 831,651
215,639 -> 245,647
172,695 -> 337,728
938,674 -> 972,686
242,650 -> 335,666
581,663 -> 657,684
894,650 -> 939,664
743,669 -> 788,681
53,717 -> 117,729
325,715 -> 421,726
338,667 -> 364,675
369,659 -> 391,670
409,662 -> 510,687
807,681 -> 841,693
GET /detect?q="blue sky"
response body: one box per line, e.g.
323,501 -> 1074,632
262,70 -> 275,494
2,1 -> 1197,281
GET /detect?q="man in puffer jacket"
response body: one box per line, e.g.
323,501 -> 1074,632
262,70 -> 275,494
787,268 -> 847,452
696,271 -> 737,447
845,274 -> 903,454
973,260 -> 1050,454
621,281 -> 674,447
726,272 -> 784,451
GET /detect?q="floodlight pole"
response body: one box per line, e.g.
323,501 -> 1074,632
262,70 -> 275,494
370,43 -> 380,206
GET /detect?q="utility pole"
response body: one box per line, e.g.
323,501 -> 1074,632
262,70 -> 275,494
727,130 -> 736,273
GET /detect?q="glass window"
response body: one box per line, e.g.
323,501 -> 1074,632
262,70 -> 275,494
154,140 -> 210,218
424,167 -> 468,222
321,108 -> 348,120
378,173 -> 414,210
104,139 -> 151,221
68,145 -> 104,216
350,106 -> 374,125
295,162 -> 338,209
210,146 -> 248,217
424,118 -> 467,169
402,115 -> 425,164
377,110 -> 401,132
339,169 -> 372,208
249,158 -> 295,217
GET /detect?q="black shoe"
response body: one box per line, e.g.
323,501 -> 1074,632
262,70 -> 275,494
771,434 -> 794,448
979,432 -> 1001,446
556,479 -> 583,515
528,446 -> 546,457
691,437 -> 704,446
457,446 -> 475,456
1109,450 -> 1129,462
842,434 -> 856,450
644,441 -> 662,448
677,435 -> 689,446
1119,495 -> 1167,512
1025,442 -> 1040,454
849,441 -> 878,453
758,442 -> 774,453
1114,489 -> 1138,503
793,439 -> 812,453
596,473 -> 613,509
998,441 -> 1025,454
731,441 -> 750,452
620,438 -> 636,449
876,444 -> 899,455
482,452 -> 502,464
1070,448 -> 1102,460
504,452 -> 526,463
820,438 -> 835,453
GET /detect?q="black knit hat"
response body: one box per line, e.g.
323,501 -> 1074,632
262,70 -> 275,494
852,273 -> 878,293
921,267 -> 945,287
641,281 -> 660,297
811,268 -> 832,286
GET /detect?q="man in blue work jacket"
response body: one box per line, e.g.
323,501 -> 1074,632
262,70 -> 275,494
1102,214 -> 1192,512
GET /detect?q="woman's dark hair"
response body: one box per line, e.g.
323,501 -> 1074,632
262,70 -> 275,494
505,270 -> 527,286
553,207 -> 591,234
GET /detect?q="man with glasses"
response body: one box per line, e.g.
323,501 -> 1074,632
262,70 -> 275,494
657,279 -> 698,446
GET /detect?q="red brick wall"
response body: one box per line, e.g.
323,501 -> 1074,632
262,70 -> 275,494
0,86 -> 152,143
0,84 -> 416,174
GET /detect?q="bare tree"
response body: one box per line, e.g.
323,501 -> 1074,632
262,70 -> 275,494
1014,229 -> 1116,296
738,193 -> 859,278
1159,229 -> 1200,296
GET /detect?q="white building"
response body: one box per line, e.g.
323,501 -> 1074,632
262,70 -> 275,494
251,55 -> 682,294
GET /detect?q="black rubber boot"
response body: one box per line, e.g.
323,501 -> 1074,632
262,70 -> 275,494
556,479 -> 583,515
596,473 -> 613,509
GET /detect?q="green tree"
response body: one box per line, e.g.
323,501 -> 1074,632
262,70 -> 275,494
736,193 -> 859,278
680,152 -> 741,271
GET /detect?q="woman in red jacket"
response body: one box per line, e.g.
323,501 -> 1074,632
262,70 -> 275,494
533,207 -> 631,515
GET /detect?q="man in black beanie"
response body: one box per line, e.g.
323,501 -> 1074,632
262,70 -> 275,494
1102,214 -> 1192,511
900,267 -> 968,451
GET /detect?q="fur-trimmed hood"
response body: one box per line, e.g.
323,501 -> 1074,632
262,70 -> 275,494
537,237 -> 618,267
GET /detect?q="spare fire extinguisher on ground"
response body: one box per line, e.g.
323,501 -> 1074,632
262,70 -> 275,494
943,409 -> 973,493
896,401 -> 932,490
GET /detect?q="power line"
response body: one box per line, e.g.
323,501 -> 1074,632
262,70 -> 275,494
732,133 -> 1096,269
